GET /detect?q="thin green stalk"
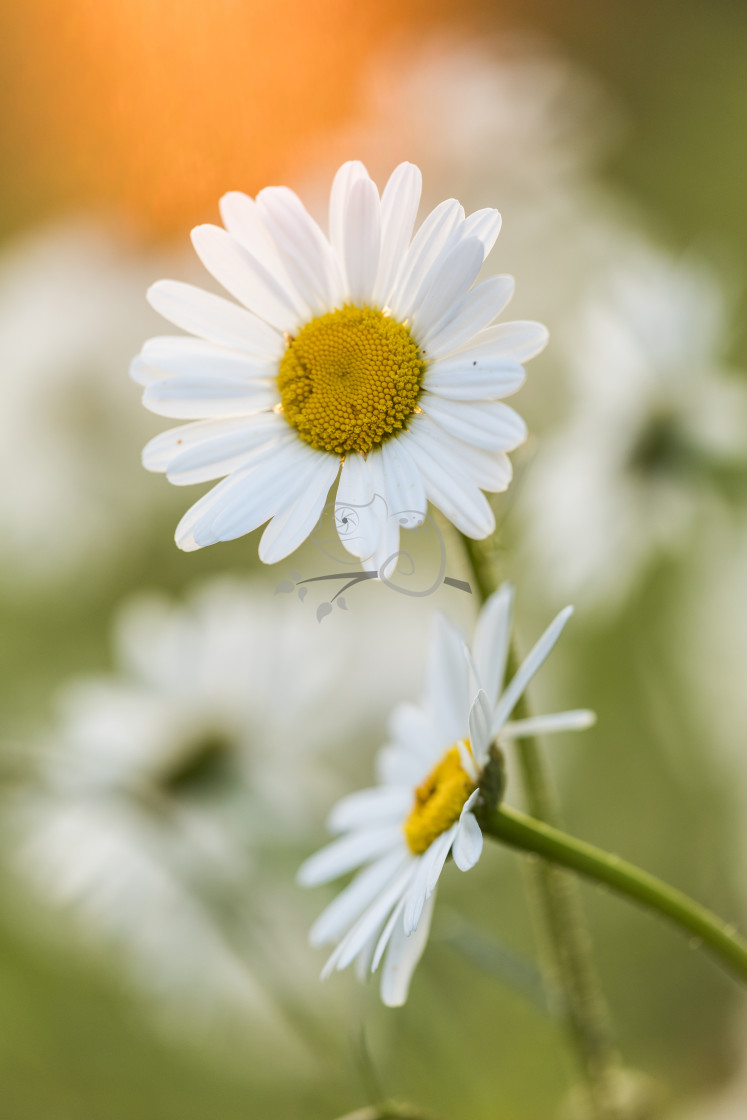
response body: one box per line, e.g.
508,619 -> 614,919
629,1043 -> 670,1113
482,805 -> 747,982
461,533 -> 623,1120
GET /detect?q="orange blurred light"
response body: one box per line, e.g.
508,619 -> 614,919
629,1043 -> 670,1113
3,0 -> 453,238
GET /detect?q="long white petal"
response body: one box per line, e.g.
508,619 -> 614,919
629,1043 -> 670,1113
322,862 -> 417,976
455,320 -> 549,362
256,186 -> 343,315
258,453 -> 340,563
142,375 -> 277,419
424,614 -> 470,745
468,689 -> 492,765
452,811 -> 483,871
343,176 -> 381,306
389,199 -> 464,319
463,208 -> 502,257
327,787 -> 413,834
404,414 -> 513,493
307,851 -> 407,947
401,431 -> 496,538
420,275 -> 517,358
143,412 -> 285,473
501,710 -> 597,738
424,355 -> 525,401
167,425 -> 293,486
373,162 -> 422,307
420,396 -> 528,452
379,891 -> 435,1007
410,237 -> 485,339
297,826 -> 403,888
139,334 -> 274,380
492,607 -> 575,735
472,583 -> 514,709
328,161 -> 369,264
147,280 -> 284,359
191,224 -> 302,332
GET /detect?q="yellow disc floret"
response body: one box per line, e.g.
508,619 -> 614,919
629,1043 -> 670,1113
404,744 -> 477,856
277,305 -> 425,456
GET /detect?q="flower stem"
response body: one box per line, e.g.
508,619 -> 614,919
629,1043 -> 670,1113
460,534 -> 624,1120
482,804 -> 747,983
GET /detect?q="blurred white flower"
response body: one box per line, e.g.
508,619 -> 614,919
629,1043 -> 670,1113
6,577 -> 425,1031
0,220 -> 173,585
517,245 -> 747,613
299,585 -> 593,1006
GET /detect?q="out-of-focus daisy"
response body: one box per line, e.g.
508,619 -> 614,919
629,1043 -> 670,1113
0,221 -> 173,585
298,585 -> 594,1006
518,246 -> 747,612
133,161 -> 547,569
6,578 -> 420,1029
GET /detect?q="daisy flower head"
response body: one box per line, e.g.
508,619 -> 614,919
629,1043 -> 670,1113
298,584 -> 595,1006
133,161 -> 548,569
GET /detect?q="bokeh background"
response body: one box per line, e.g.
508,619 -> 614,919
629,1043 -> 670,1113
1,2 -> 746,1118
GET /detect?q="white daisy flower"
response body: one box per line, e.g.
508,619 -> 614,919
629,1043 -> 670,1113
133,161 -> 547,569
298,584 -> 594,1007
518,245 -> 747,612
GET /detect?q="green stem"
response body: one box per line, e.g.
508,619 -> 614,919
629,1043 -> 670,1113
483,805 -> 747,983
461,534 -> 623,1120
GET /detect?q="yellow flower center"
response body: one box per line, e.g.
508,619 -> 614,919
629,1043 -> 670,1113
403,743 -> 477,856
277,305 -> 425,456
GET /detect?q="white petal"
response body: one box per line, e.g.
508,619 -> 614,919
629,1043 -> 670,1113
256,186 -> 342,315
335,454 -> 385,562
501,710 -> 597,738
327,787 -> 413,834
376,439 -> 427,524
424,614 -> 470,744
420,275 -> 517,358
385,701 -> 440,768
129,355 -> 159,386
468,689 -> 492,765
322,862 -> 417,976
420,396 -> 527,452
191,224 -> 303,332
424,355 -> 525,401
297,826 -> 403,888
379,891 -> 435,1007
373,162 -> 422,307
258,452 -> 340,563
175,440 -> 313,550
147,280 -> 284,359
410,236 -> 485,340
140,335 -> 274,379
372,894 -> 409,971
167,422 -> 293,486
328,161 -> 369,263
342,176 -> 381,306
219,191 -> 295,288
405,413 -> 513,493
400,430 -> 496,538
424,827 -> 458,894
463,208 -> 502,257
403,831 -> 455,936
389,199 -> 464,319
307,851 -> 407,946
143,412 -> 285,473
473,583 -> 514,709
142,375 -> 278,419
456,320 -> 549,362
492,607 -> 575,735
452,812 -> 483,872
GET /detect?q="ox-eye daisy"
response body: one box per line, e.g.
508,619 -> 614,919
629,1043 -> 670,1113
298,585 -> 594,1006
132,161 -> 547,567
